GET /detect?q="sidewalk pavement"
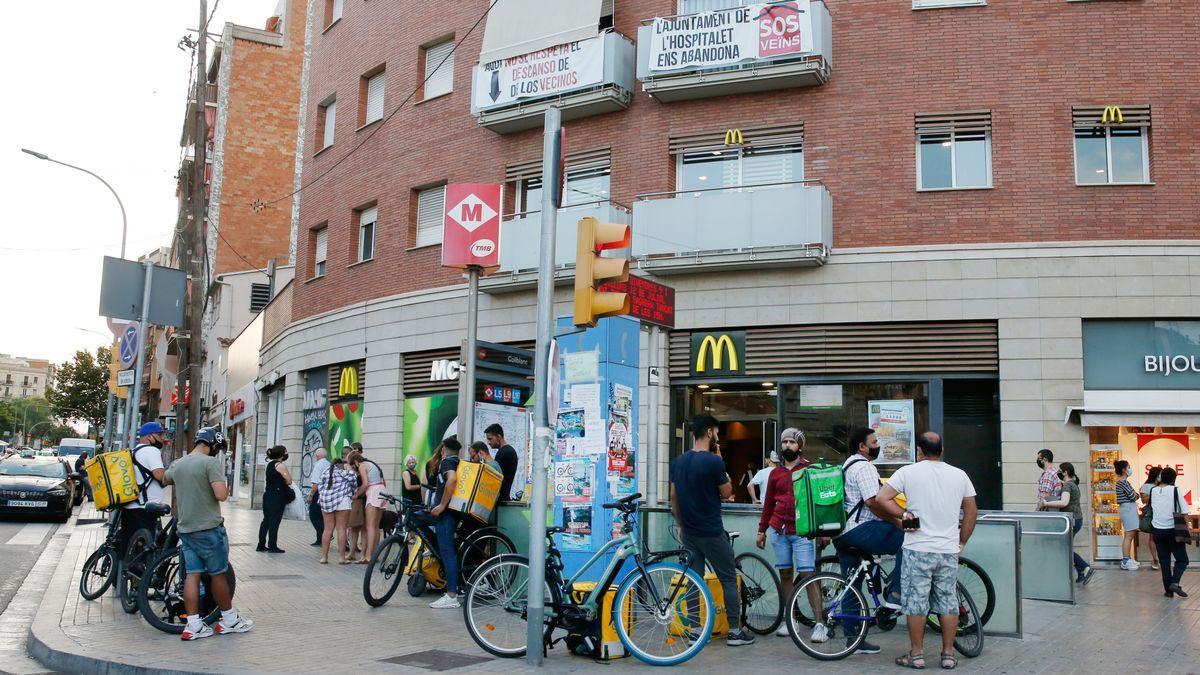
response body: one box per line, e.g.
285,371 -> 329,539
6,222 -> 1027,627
26,501 -> 1200,674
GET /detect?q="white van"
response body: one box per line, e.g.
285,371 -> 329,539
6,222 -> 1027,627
58,438 -> 97,455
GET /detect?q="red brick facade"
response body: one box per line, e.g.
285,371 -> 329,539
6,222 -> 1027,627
293,0 -> 1198,321
212,0 -> 306,276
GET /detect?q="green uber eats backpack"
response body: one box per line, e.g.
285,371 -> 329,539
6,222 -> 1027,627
792,463 -> 849,538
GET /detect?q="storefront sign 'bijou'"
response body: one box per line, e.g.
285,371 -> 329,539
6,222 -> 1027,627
1144,354 -> 1200,376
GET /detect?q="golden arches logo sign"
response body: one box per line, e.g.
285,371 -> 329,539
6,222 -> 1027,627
338,366 -> 359,398
1100,106 -> 1124,125
690,331 -> 746,375
723,128 -> 744,146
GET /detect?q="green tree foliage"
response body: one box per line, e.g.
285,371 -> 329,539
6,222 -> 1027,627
43,424 -> 82,446
47,347 -> 110,433
3,398 -> 52,445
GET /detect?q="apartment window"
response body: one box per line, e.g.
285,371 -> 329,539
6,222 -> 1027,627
517,167 -> 611,212
414,186 -> 446,248
1073,105 -> 1150,185
249,283 -> 271,313
312,225 -> 328,277
316,95 -> 336,150
912,0 -> 986,9
324,0 -> 343,27
33,377 -> 37,384
422,39 -> 456,101
673,124 -> 804,193
22,377 -> 29,386
357,206 -> 377,262
361,68 -> 385,126
915,110 -> 992,190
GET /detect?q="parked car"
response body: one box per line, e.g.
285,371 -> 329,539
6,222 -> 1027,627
0,457 -> 78,522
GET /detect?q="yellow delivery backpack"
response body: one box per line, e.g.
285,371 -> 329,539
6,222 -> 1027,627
84,449 -> 143,511
449,461 -> 503,524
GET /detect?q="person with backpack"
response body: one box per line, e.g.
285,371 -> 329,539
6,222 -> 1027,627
832,427 -> 903,655
756,428 -> 827,639
120,422 -> 169,556
350,447 -> 387,563
670,414 -> 756,647
429,437 -> 464,609
1147,467 -> 1190,598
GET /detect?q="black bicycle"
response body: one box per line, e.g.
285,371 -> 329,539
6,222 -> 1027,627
136,535 -> 237,634
79,509 -> 124,600
117,503 -> 175,614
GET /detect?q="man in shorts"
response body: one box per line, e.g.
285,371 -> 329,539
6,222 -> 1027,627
876,432 -> 978,670
163,427 -> 253,641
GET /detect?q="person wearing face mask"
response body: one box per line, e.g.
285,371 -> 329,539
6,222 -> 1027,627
1040,462 -> 1093,584
1114,460 -> 1141,571
401,454 -> 422,504
257,445 -> 292,553
831,427 -> 904,656
120,421 -> 169,556
1034,448 -> 1062,511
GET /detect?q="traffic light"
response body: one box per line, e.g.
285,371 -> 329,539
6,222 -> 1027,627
573,216 -> 630,327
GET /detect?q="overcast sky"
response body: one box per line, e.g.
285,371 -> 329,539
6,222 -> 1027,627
0,0 -> 279,366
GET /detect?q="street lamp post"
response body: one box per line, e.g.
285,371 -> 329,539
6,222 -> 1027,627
25,149 -> 131,451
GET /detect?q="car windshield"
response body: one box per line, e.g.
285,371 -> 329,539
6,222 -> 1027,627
0,461 -> 66,478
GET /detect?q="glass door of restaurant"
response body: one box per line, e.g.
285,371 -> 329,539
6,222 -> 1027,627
678,384 -> 779,504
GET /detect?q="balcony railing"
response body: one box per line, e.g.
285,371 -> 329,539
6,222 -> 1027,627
496,200 -> 631,274
636,1 -> 832,102
472,31 -> 637,134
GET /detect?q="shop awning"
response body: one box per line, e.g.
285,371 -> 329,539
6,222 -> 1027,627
479,0 -> 602,65
1065,405 -> 1200,427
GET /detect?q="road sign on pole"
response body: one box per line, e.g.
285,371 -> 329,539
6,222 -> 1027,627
118,324 -> 138,368
116,369 -> 135,387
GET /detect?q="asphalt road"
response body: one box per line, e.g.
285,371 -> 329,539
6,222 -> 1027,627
0,519 -> 57,617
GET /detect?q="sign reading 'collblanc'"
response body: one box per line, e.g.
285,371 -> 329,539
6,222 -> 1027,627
648,1 -> 813,73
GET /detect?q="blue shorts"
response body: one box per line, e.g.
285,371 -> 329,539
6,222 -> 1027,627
769,528 -> 815,572
179,525 -> 230,575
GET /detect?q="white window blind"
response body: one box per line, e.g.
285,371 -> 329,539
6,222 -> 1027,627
365,72 -> 385,123
415,186 -> 445,247
423,41 -> 455,99
331,0 -> 343,22
359,207 -> 377,261
322,99 -> 336,148
314,227 -> 328,276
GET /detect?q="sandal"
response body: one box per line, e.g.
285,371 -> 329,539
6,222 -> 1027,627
319,558 -> 328,565
355,558 -> 369,564
896,652 -> 925,669
338,559 -> 352,565
940,653 -> 958,670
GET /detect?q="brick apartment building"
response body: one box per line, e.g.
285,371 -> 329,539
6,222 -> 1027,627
255,0 -> 1200,563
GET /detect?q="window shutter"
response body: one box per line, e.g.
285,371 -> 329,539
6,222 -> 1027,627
360,206 -> 377,260
505,147 -> 612,183
366,73 -> 385,123
914,110 -> 992,135
360,206 -> 377,229
424,41 -> 456,99
323,100 -> 336,147
1072,104 -> 1151,128
600,0 -> 615,19
315,227 -> 328,263
669,122 -> 805,154
332,0 -> 343,21
415,186 -> 445,247
249,283 -> 271,313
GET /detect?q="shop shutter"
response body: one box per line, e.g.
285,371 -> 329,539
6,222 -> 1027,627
668,321 -> 998,379
365,71 -> 385,123
424,40 -> 456,99
414,186 -> 445,247
1071,104 -> 1151,128
914,110 -> 992,136
669,122 -> 805,155
327,361 -> 367,398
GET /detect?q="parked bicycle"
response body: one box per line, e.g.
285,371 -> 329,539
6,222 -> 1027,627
815,551 -> 994,627
668,524 -> 783,636
135,536 -> 237,634
786,546 -> 983,661
79,509 -> 124,600
463,493 -> 715,666
362,493 -> 515,607
116,502 -> 175,614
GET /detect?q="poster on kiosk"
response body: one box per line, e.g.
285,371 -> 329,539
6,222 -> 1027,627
551,315 -> 640,582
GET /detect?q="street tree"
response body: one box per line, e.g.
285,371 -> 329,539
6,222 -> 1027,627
7,398 -> 52,445
43,424 -> 82,446
47,347 -> 110,434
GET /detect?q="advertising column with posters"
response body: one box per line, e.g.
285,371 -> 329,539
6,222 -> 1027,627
551,316 -> 640,581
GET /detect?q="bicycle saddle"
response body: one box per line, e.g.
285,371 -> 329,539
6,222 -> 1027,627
838,545 -> 870,559
727,531 -> 741,541
145,503 -> 172,518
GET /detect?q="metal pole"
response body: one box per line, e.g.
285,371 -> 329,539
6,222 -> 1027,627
103,392 -> 115,451
126,261 -> 154,451
19,149 -> 128,260
646,325 -> 660,505
461,266 -> 480,454
526,106 -> 561,666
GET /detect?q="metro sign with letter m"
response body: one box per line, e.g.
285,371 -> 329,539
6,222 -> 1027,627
442,183 -> 502,270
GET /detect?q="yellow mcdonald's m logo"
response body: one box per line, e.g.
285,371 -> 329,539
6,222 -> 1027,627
338,366 -> 359,397
692,331 -> 745,374
1100,105 -> 1123,125
723,128 -> 744,146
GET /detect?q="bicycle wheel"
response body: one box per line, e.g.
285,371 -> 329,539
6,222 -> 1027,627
786,573 -> 868,661
138,548 -> 236,634
957,557 -> 995,627
735,552 -> 782,635
459,532 -> 515,588
613,563 -> 713,666
463,555 -> 547,659
79,546 -> 117,600
929,582 -> 985,658
363,534 -> 407,607
118,529 -> 152,614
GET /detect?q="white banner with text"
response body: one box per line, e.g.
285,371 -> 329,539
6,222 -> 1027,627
474,36 -> 605,109
648,1 -> 813,73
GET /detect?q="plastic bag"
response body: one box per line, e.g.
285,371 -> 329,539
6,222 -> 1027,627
283,483 -> 306,520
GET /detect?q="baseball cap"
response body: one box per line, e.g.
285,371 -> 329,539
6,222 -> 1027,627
138,421 -> 165,436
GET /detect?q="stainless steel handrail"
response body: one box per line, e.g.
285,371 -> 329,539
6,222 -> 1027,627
979,511 -> 1071,536
635,178 -> 824,201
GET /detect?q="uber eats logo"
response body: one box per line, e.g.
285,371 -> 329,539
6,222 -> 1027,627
690,331 -> 746,376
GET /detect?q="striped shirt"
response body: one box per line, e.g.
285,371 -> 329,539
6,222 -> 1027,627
1116,479 -> 1138,504
840,455 -> 882,535
316,465 -> 357,512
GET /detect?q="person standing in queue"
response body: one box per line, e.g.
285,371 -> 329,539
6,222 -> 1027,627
1114,460 -> 1141,571
1139,467 -> 1163,571
307,448 -> 330,546
484,424 -> 519,502
1034,448 -> 1062,511
748,452 -> 778,505
121,422 -> 169,555
1040,462 -> 1093,584
670,414 -> 755,647
163,427 -> 253,640
1148,467 -> 1189,598
429,437 -> 463,609
257,445 -> 291,553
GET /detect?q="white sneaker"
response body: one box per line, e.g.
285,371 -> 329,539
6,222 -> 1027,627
430,593 -> 461,609
1121,559 -> 1140,571
216,615 -> 254,634
811,623 -> 829,643
181,623 -> 215,641
776,624 -> 789,637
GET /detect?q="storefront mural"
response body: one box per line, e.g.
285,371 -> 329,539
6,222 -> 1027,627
403,394 -> 459,476
328,401 -> 363,460
301,371 -> 328,490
